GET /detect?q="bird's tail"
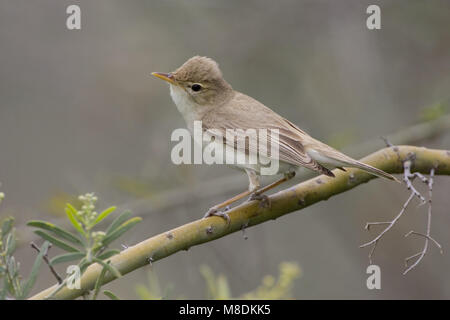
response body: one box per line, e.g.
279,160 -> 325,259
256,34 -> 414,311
346,160 -> 400,182
306,147 -> 400,182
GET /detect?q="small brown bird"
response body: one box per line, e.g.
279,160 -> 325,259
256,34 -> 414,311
152,56 -> 398,221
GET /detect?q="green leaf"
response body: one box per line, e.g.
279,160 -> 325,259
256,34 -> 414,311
65,204 -> 86,237
92,263 -> 109,300
103,290 -> 120,300
79,258 -> 90,274
50,252 -> 86,266
92,258 -> 121,279
5,232 -> 16,256
97,249 -> 120,260
34,230 -> 80,253
106,210 -> 132,235
1,217 -> 14,238
27,220 -> 84,246
0,276 -> 9,300
93,206 -> 116,226
102,217 -> 142,247
20,241 -> 50,299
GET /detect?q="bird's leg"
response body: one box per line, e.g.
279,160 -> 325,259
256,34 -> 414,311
248,171 -> 296,208
203,169 -> 260,223
203,190 -> 252,223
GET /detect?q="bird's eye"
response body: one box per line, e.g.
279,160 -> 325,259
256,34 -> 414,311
191,84 -> 202,92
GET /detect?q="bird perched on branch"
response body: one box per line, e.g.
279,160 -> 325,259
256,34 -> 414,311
152,56 -> 398,222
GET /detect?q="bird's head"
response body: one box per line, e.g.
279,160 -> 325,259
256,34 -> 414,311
152,56 -> 233,106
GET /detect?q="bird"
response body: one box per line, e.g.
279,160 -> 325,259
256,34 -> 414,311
152,56 -> 398,222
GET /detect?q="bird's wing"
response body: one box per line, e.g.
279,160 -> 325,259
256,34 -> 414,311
281,118 -> 398,181
201,92 -> 334,176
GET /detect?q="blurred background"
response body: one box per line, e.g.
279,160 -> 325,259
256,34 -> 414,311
0,0 -> 449,299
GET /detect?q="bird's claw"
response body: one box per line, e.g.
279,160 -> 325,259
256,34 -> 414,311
203,207 -> 231,224
248,193 -> 271,208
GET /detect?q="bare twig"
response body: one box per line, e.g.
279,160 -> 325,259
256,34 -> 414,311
403,167 -> 443,274
380,136 -> 394,148
402,156 -> 427,204
360,146 -> 443,273
30,242 -> 63,284
360,192 -> 415,264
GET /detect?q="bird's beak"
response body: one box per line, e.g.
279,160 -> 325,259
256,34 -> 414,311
151,72 -> 177,85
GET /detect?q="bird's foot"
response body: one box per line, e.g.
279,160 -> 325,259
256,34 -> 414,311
248,193 -> 271,208
203,206 -> 231,224
285,171 -> 296,180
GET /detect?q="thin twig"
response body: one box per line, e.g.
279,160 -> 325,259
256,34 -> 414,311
403,157 -> 427,204
404,231 -> 442,252
403,167 -> 442,275
30,242 -> 63,284
380,136 -> 394,148
360,143 -> 438,270
360,192 -> 415,263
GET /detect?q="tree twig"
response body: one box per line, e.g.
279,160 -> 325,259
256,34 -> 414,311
30,242 -> 63,284
360,140 -> 444,273
403,167 -> 443,274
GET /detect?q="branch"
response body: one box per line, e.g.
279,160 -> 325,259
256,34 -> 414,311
29,146 -> 450,299
13,113 -> 450,244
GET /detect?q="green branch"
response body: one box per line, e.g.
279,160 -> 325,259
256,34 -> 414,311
29,146 -> 450,300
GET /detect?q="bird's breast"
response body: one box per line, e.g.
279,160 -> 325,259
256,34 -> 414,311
170,85 -> 201,133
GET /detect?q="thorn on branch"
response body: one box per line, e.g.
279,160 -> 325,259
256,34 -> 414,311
241,222 -> 249,240
348,173 -> 357,185
380,136 -> 394,148
31,242 -> 63,284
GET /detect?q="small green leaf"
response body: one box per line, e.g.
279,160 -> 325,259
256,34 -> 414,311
92,258 -> 121,279
5,232 -> 16,256
34,230 -> 80,253
92,263 -> 109,300
66,203 -> 78,217
50,252 -> 86,266
79,258 -> 90,274
97,249 -> 120,260
1,276 -> 9,300
27,220 -> 84,246
93,206 -> 116,226
8,256 -> 17,277
1,217 -> 14,238
103,290 -> 120,300
65,204 -> 86,237
106,210 -> 132,235
21,241 -> 50,299
102,217 -> 142,247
